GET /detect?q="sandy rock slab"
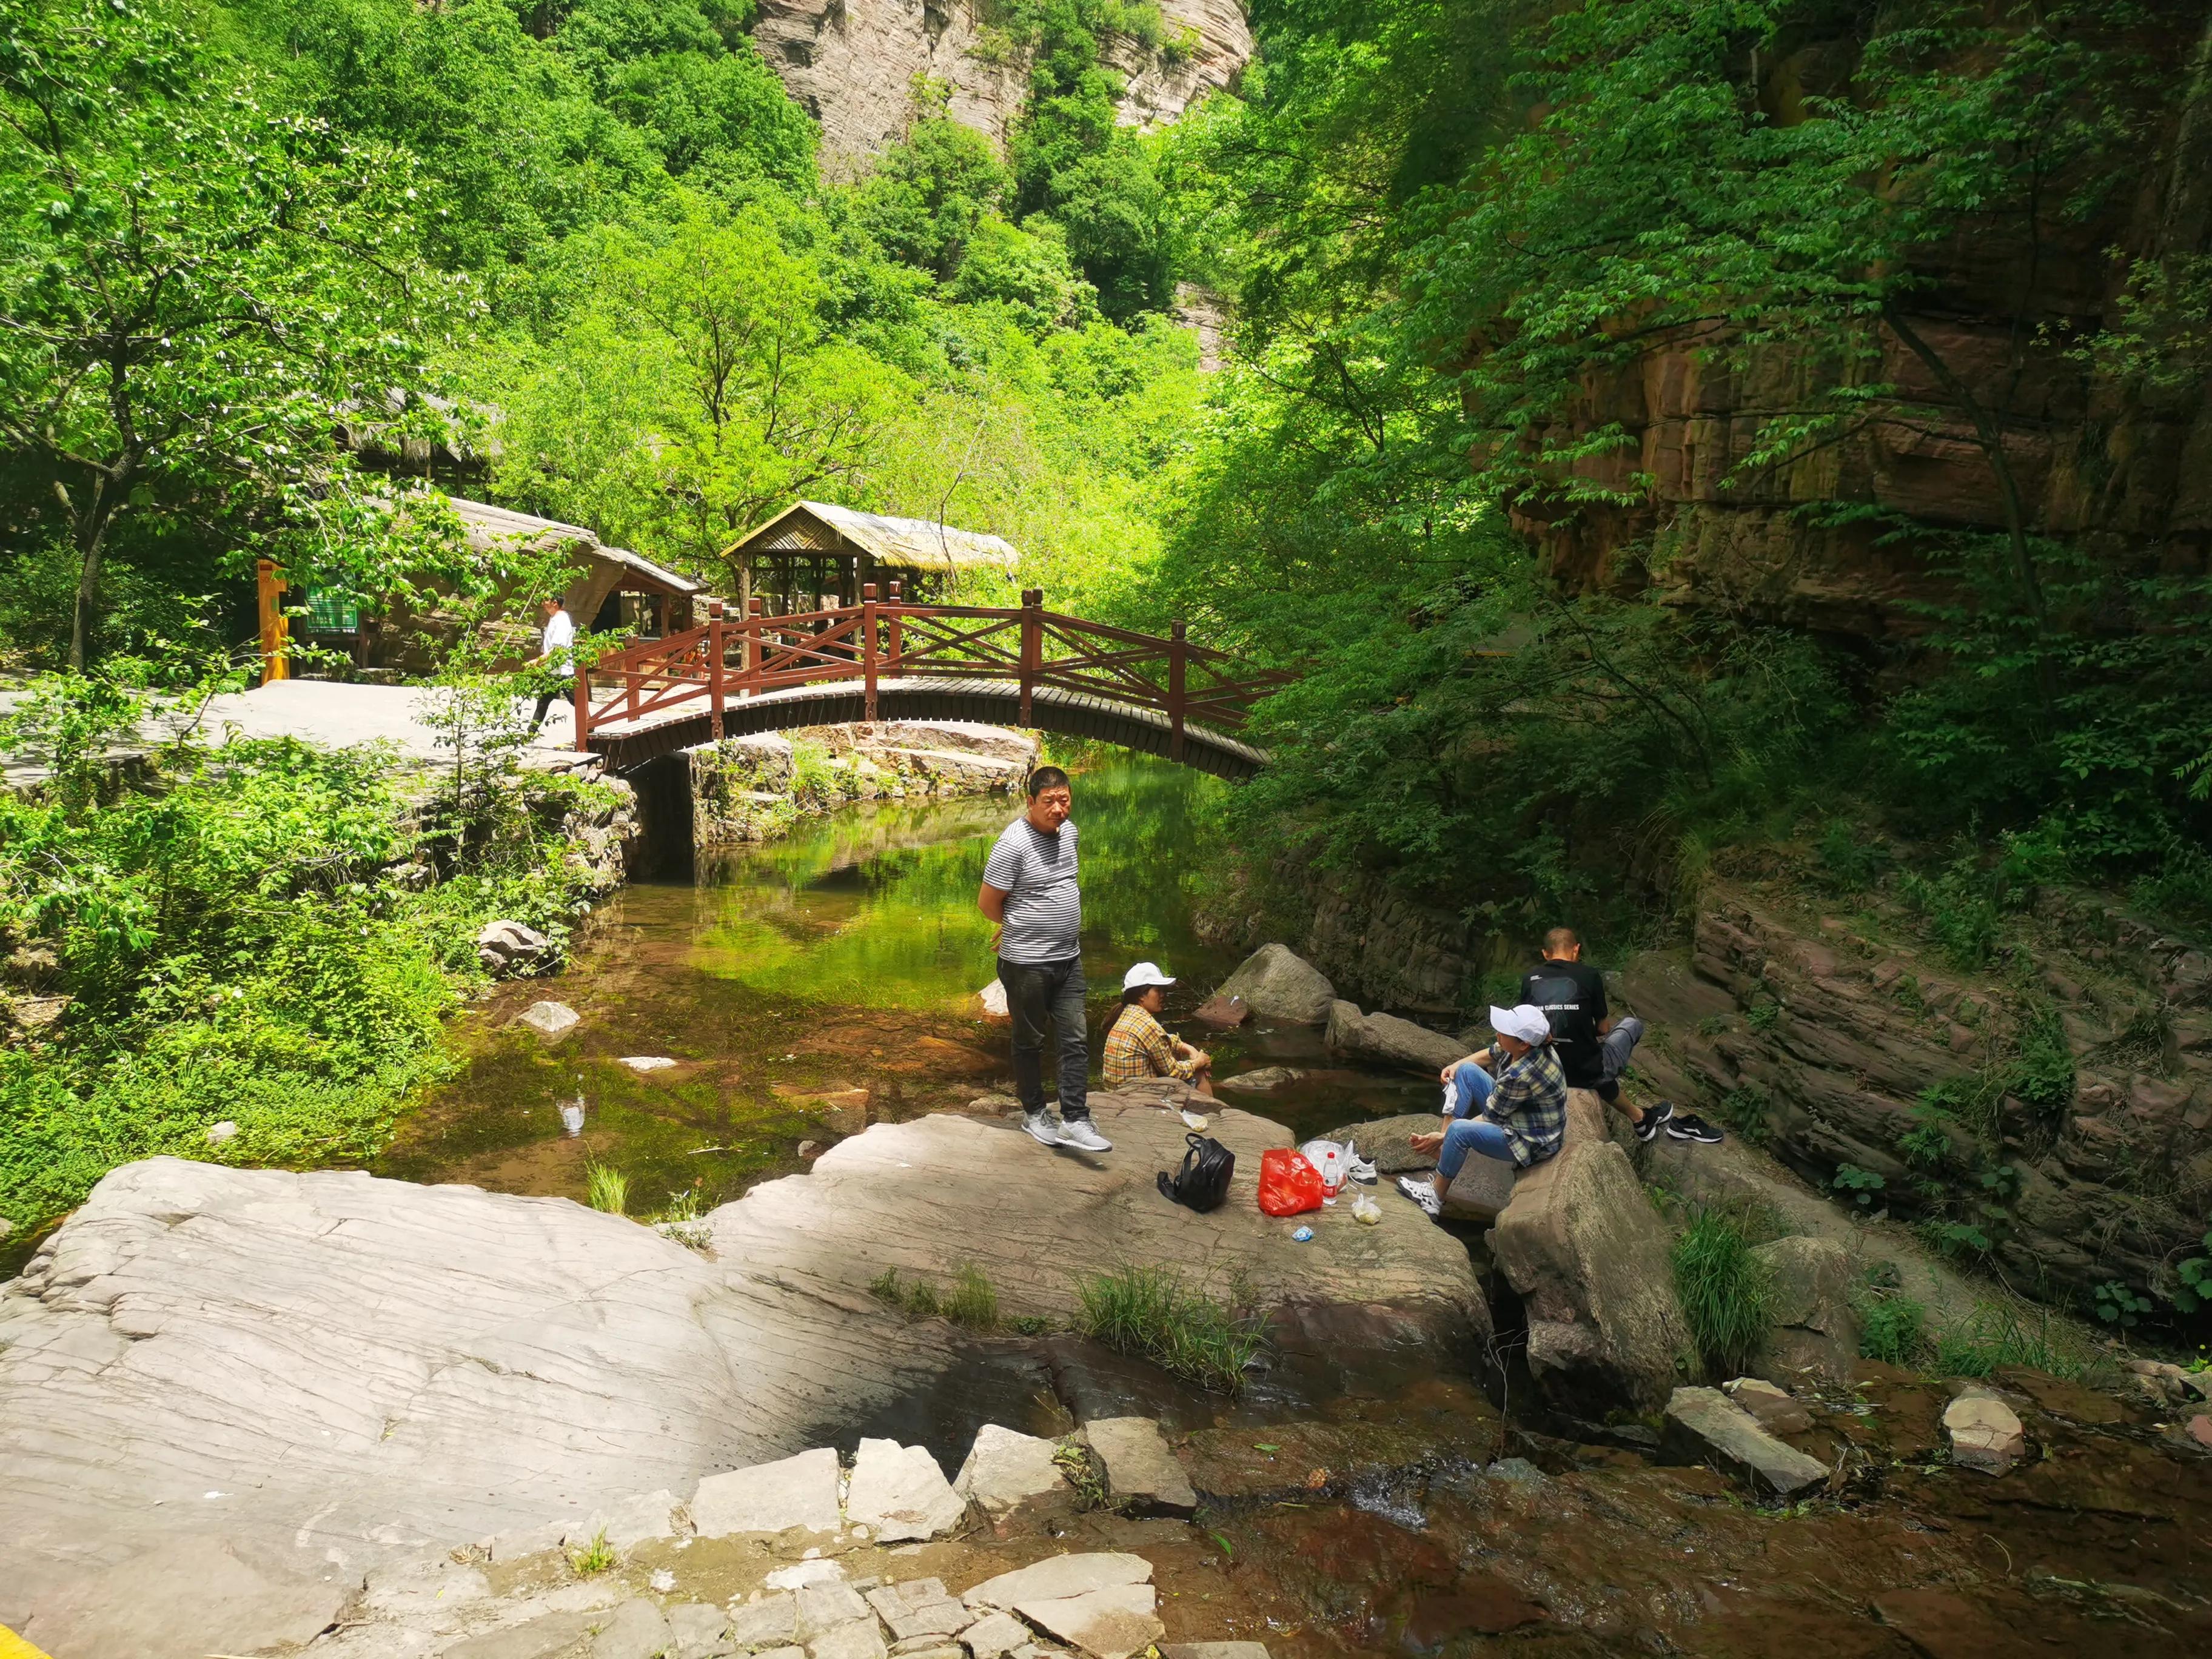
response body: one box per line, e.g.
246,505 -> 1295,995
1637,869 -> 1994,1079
1082,1418 -> 1197,1517
955,1424 -> 1070,1520
1663,1386 -> 1829,1498
1013,1584 -> 1163,1659
845,1438 -> 966,1541
693,1447 -> 843,1538
0,1159 -> 949,1659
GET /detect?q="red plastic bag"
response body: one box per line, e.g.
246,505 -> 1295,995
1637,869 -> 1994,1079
1258,1147 -> 1326,1217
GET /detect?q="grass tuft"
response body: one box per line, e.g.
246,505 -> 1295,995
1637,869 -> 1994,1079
943,1262 -> 999,1329
1670,1207 -> 1773,1377
584,1161 -> 628,1215
1857,1289 -> 1927,1365
566,1528 -> 614,1575
1072,1264 -> 1264,1393
870,1263 -> 999,1328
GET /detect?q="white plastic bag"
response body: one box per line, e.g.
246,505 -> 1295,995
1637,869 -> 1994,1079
1299,1138 -> 1347,1193
1352,1191 -> 1381,1225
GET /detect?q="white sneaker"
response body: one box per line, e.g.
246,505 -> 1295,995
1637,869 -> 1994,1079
1022,1110 -> 1065,1147
1056,1118 -> 1113,1153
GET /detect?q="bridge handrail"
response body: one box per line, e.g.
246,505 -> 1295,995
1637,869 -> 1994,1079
574,586 -> 1287,766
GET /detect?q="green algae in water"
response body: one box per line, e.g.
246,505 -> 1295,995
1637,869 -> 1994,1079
691,759 -> 1234,1010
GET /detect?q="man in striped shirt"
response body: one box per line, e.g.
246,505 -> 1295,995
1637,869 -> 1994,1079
979,766 -> 1112,1153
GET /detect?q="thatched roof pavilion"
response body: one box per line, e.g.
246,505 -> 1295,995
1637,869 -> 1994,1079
725,501 -> 1018,611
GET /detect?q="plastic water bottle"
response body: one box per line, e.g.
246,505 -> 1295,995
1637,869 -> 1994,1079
559,1097 -> 586,1137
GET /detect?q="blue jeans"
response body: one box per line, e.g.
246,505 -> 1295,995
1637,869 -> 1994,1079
1439,1060 -> 1515,1180
1000,956 -> 1090,1121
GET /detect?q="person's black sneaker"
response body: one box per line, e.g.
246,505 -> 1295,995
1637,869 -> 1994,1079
1666,1113 -> 1724,1145
1634,1099 -> 1675,1143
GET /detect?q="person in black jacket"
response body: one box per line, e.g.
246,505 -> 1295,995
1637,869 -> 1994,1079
1521,927 -> 1721,1145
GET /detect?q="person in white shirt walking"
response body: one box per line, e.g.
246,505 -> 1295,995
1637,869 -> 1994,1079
977,765 -> 1111,1153
528,597 -> 577,732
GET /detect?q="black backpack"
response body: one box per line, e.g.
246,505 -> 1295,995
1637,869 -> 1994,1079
1157,1132 -> 1235,1213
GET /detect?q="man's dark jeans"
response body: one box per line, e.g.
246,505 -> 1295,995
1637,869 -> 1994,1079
999,956 -> 1090,1122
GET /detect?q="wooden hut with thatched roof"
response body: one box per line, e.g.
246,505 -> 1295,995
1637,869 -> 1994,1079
723,501 -> 1019,613
279,496 -> 708,679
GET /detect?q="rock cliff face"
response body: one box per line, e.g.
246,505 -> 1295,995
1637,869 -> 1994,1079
1520,20 -> 2212,641
1624,882 -> 2212,1309
754,0 -> 1251,169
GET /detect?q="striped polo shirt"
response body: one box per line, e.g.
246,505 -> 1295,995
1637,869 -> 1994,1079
984,816 -> 1082,965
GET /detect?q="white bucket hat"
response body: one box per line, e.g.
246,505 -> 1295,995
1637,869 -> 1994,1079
1121,961 -> 1177,993
1489,1003 -> 1552,1046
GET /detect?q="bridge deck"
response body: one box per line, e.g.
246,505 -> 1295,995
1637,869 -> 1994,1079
585,675 -> 1268,779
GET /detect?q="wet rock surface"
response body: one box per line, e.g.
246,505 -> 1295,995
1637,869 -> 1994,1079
0,1092 -> 1483,1656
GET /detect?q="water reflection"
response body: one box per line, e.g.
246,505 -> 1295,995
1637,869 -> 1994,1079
688,759 -> 1237,1011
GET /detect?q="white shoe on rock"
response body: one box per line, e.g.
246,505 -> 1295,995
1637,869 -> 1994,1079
1056,1118 -> 1113,1153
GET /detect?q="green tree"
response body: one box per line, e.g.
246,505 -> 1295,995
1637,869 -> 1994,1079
856,109 -> 1012,280
492,196 -> 910,581
0,0 -> 447,667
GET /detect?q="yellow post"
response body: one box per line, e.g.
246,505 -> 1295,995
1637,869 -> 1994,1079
255,557 -> 290,685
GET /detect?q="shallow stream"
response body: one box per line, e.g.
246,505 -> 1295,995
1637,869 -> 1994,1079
378,754 -> 1437,1209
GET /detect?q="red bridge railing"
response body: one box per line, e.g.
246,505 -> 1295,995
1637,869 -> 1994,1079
573,583 -> 1293,763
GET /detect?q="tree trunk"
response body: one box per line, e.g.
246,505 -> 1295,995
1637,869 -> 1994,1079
67,476 -> 115,672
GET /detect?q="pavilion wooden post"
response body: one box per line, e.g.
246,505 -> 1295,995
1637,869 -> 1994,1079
885,580 -> 903,674
1018,587 -> 1041,728
1168,619 -> 1187,764
707,598 -> 726,740
574,655 -> 592,752
745,597 -> 763,696
860,583 -> 880,723
255,558 -> 290,685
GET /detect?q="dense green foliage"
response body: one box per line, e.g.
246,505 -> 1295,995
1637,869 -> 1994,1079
0,671 -> 618,1233
1137,0 -> 2212,943
7,0 -> 2212,1271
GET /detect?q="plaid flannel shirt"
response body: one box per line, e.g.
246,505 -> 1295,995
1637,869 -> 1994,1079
1484,1041 -> 1569,1167
1102,1003 -> 1198,1086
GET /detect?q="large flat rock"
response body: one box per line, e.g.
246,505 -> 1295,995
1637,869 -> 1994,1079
707,1092 -> 1490,1336
4,1096 -> 1484,1659
0,1159 -> 944,1657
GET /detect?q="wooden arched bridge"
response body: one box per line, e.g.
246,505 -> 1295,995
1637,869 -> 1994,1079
574,585 -> 1293,779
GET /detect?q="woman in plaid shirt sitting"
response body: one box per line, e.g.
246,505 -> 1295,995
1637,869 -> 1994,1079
1102,962 -> 1215,1097
1398,1003 -> 1567,1218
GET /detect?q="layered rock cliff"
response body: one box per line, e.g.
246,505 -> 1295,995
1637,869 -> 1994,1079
1520,16 -> 2212,642
754,0 -> 1251,169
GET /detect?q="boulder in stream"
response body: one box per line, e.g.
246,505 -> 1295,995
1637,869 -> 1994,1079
1213,943 -> 1335,1025
844,1438 -> 966,1541
516,999 -> 579,1039
1323,999 -> 1464,1075
1189,993 -> 1252,1029
1082,1416 -> 1197,1516
476,919 -> 553,977
1487,1090 -> 1700,1415
1751,1235 -> 1862,1386
954,1424 -> 1069,1521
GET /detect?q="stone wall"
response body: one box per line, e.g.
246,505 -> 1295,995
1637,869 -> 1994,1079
688,720 -> 1036,845
1621,881 -> 2211,1308
753,0 -> 1251,170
